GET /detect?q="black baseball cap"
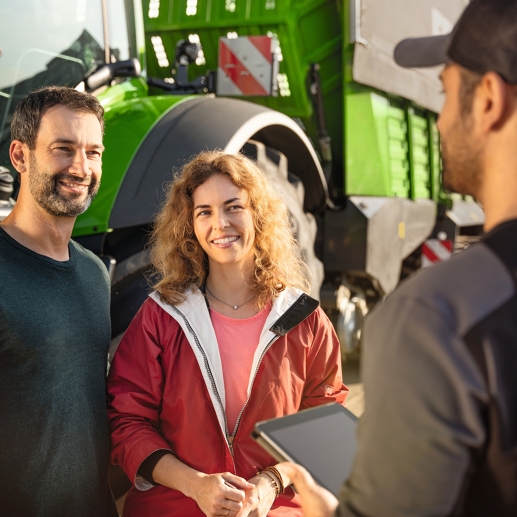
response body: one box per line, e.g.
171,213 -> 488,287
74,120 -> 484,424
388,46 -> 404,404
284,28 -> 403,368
394,0 -> 517,83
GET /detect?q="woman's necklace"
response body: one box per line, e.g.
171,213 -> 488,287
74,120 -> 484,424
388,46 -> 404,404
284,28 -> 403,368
205,285 -> 256,310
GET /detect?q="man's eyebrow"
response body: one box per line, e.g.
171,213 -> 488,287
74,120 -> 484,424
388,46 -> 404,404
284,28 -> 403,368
49,138 -> 105,151
194,198 -> 242,210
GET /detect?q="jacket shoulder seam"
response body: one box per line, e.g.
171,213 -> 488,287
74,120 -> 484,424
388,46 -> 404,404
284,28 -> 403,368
148,296 -> 184,347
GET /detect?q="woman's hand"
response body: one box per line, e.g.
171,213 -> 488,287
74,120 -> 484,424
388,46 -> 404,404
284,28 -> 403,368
236,472 -> 277,517
152,454 -> 254,517
190,472 -> 255,517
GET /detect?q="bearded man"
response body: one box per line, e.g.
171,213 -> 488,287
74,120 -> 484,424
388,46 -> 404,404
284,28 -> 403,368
0,87 -> 117,516
280,0 -> 517,516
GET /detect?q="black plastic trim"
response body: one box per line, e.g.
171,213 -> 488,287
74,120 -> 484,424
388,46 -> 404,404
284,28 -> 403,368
109,97 -> 327,229
270,294 -> 319,336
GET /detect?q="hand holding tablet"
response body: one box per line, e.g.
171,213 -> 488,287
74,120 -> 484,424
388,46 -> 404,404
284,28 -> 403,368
252,403 -> 358,497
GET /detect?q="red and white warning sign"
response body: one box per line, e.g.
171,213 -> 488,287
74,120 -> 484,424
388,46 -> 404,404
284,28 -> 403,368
217,36 -> 278,96
422,238 -> 453,268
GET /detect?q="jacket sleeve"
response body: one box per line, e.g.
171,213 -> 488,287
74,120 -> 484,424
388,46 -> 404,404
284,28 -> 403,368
300,307 -> 348,409
107,298 -> 175,490
336,295 -> 487,517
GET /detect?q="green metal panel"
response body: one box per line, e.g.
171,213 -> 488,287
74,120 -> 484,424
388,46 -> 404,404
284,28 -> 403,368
407,108 -> 432,199
427,113 -> 441,203
345,91 -> 440,200
345,92 -> 390,196
142,0 -> 344,176
345,92 -> 412,197
143,0 -> 341,117
72,78 -> 191,237
388,105 -> 410,198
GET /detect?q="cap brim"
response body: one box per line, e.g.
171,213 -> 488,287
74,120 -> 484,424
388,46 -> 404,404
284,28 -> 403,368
394,34 -> 451,68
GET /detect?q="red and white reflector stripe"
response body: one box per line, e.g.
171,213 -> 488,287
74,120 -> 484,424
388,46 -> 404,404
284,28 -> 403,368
217,36 -> 276,96
422,239 -> 453,268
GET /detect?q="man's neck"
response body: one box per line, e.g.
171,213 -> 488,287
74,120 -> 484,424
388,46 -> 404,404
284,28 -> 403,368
480,134 -> 517,233
482,198 -> 517,233
1,203 -> 75,262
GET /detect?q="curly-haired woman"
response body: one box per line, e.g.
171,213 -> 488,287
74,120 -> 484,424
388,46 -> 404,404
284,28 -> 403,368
107,151 -> 348,517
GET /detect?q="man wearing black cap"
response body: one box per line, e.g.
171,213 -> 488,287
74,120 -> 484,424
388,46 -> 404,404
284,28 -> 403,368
279,0 -> 517,516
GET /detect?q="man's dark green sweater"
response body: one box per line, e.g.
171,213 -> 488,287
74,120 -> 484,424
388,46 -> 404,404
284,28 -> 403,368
0,227 -> 116,516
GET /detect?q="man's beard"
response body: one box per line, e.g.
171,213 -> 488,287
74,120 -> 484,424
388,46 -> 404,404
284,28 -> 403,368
441,118 -> 483,198
28,153 -> 100,217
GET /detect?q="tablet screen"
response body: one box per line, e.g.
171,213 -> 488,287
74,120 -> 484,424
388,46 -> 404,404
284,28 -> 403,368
254,404 -> 357,496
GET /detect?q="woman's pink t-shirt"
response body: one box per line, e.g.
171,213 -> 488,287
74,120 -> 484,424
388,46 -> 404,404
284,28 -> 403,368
210,304 -> 272,432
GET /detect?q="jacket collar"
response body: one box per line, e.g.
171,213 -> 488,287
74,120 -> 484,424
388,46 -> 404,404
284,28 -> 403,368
149,287 -> 318,439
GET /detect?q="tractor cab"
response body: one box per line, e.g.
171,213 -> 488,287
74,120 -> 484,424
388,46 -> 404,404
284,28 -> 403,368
0,0 -> 140,185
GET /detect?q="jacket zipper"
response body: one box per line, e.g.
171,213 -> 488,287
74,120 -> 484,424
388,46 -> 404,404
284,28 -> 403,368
228,334 -> 280,449
171,306 -> 234,461
172,306 -> 281,458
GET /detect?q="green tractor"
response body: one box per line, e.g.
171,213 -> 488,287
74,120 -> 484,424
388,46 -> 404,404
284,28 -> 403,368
0,0 -> 483,359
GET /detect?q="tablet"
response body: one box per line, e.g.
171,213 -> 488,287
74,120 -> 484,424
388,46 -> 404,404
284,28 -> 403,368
252,403 -> 358,496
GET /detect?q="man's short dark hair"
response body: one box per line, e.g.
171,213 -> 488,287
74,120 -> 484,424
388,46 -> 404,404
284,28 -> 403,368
459,68 -> 482,119
11,86 -> 105,150
458,67 -> 517,120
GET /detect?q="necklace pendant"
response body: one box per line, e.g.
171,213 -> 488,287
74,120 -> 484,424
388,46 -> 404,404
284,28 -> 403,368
233,305 -> 238,310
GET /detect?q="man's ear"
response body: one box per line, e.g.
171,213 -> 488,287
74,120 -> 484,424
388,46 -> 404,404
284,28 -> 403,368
9,140 -> 29,174
476,72 -> 513,132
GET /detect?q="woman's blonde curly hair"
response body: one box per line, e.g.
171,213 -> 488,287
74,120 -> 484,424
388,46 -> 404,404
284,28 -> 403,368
149,150 -> 310,308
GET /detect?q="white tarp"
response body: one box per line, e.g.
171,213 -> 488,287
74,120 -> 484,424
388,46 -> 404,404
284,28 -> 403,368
352,0 -> 469,112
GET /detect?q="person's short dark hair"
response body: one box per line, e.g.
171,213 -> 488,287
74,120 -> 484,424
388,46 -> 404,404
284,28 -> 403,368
458,67 -> 517,121
459,68 -> 482,119
11,86 -> 104,150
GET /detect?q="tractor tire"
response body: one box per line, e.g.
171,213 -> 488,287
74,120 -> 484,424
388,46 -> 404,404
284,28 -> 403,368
243,140 -> 324,299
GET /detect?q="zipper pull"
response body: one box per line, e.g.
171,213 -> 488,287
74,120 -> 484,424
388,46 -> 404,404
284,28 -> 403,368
227,434 -> 234,455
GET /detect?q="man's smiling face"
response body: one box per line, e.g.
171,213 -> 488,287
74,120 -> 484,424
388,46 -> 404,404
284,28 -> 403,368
27,105 -> 104,217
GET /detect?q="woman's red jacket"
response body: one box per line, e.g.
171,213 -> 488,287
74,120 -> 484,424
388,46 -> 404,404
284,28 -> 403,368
107,288 -> 348,516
